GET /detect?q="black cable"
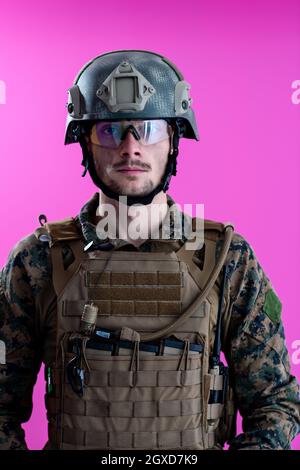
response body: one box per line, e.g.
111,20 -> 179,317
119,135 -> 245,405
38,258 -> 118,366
210,264 -> 227,368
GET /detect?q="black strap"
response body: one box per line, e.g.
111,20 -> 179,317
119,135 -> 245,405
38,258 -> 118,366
210,265 -> 227,368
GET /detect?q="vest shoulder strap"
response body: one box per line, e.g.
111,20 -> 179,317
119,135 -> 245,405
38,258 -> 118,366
178,217 -> 235,353
34,216 -> 83,298
203,219 -> 231,232
200,218 -> 233,241
177,217 -> 234,290
34,216 -> 82,247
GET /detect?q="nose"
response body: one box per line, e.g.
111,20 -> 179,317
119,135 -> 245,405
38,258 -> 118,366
119,130 -> 142,158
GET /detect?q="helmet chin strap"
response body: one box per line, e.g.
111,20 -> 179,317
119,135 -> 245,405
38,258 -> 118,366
79,127 -> 179,207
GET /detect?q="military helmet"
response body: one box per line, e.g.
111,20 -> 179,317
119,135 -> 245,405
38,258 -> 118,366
65,50 -> 198,143
64,50 -> 199,205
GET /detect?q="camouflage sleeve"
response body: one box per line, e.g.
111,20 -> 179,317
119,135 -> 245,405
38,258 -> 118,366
223,233 -> 300,450
0,234 -> 50,449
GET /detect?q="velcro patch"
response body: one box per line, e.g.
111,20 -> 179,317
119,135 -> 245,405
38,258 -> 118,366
263,289 -> 282,323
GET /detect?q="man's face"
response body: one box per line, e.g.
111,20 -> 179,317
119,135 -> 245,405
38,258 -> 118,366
86,120 -> 173,197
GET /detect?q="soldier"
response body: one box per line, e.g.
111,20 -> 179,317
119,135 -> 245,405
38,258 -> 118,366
0,50 -> 299,450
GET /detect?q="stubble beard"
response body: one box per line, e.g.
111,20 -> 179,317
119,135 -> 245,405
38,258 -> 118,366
107,176 -> 155,196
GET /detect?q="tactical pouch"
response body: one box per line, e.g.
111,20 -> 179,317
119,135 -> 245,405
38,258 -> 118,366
214,379 -> 237,446
205,363 -> 228,433
54,328 -> 208,450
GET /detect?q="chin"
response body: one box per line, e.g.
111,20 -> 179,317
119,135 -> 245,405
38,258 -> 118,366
106,177 -> 154,197
120,184 -> 153,196
122,190 -> 149,197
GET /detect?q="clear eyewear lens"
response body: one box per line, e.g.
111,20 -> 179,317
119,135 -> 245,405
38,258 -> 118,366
90,120 -> 171,148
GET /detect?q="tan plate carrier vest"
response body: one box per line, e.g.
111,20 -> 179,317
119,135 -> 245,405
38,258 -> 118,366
35,216 -> 236,450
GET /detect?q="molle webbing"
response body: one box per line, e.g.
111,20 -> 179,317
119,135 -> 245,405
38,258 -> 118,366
39,214 -> 235,450
37,216 -> 234,342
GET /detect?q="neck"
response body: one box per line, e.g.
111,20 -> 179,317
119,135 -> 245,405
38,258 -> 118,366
95,191 -> 168,246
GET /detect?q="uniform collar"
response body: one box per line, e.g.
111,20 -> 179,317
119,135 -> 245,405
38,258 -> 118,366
78,192 -> 194,250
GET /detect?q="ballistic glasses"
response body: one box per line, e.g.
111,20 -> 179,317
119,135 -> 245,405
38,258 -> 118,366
89,119 -> 172,149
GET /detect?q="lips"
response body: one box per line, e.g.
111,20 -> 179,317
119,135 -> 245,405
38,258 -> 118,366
117,167 -> 147,173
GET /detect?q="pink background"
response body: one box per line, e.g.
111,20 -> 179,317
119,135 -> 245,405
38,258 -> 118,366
0,0 -> 299,450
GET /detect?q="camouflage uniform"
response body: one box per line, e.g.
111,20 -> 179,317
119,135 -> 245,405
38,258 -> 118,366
0,192 -> 299,449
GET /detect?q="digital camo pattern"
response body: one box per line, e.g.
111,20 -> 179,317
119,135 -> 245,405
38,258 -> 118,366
0,192 -> 299,449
